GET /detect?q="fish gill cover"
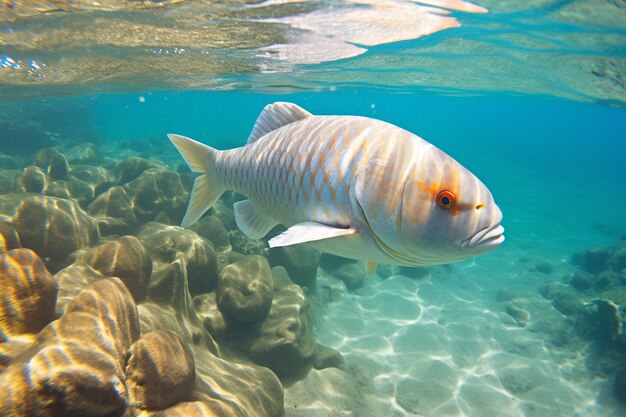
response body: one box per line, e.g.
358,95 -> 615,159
0,0 -> 625,105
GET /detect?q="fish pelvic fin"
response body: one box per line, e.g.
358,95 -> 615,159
167,133 -> 224,227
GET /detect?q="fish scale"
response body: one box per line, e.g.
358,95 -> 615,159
221,115 -> 403,229
168,101 -> 504,266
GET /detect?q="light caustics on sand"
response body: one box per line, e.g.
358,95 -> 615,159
312,267 -> 614,417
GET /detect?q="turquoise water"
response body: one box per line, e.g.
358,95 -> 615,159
2,1 -> 626,417
12,89 -> 626,251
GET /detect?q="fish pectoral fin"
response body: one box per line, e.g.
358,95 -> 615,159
234,200 -> 278,240
247,102 -> 312,144
268,222 -> 356,248
365,261 -> 378,275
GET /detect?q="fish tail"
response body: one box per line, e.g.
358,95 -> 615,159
167,133 -> 225,227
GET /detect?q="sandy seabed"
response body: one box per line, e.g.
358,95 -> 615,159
312,239 -> 626,417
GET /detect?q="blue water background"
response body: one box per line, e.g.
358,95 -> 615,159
20,90 -> 626,255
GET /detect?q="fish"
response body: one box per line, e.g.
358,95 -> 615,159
168,102 -> 504,267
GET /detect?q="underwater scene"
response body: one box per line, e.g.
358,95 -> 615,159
1,1 -> 626,416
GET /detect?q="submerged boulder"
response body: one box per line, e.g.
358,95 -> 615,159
552,292 -> 584,316
70,235 -> 153,303
0,194 -> 98,272
67,165 -> 114,198
0,249 -> 57,337
88,185 -> 138,235
64,277 -> 140,364
268,245 -> 320,288
334,262 -> 365,291
64,143 -> 103,165
138,222 -> 218,296
0,278 -> 139,417
113,156 -> 167,185
123,168 -> 192,224
569,270 -> 594,292
126,330 -> 196,410
217,255 -> 274,324
237,267 -> 315,376
0,221 -> 21,253
33,147 -> 63,169
47,152 -> 70,181
54,262 -> 108,314
188,214 -> 231,252
596,299 -> 622,341
193,292 -> 227,340
17,166 -> 48,193
312,343 -> 345,371
139,252 -> 284,417
572,246 -> 611,274
33,148 -> 71,182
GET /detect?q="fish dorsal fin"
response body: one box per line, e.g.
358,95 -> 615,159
268,222 -> 356,248
247,102 -> 312,144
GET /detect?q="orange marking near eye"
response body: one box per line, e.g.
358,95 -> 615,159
414,179 -> 474,217
414,181 -> 426,192
415,180 -> 443,198
450,203 -> 474,216
412,164 -> 472,217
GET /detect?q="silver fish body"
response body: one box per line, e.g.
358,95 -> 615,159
169,102 -> 503,266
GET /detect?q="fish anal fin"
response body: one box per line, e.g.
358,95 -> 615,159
234,200 -> 278,240
247,102 -> 312,144
268,222 -> 356,248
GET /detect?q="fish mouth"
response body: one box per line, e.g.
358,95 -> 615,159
462,223 -> 505,251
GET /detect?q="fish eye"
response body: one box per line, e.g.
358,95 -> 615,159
436,190 -> 456,209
